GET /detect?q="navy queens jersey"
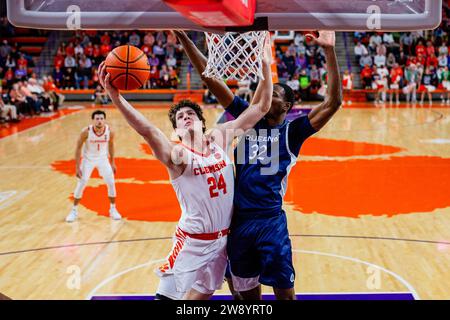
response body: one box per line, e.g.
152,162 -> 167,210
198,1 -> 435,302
227,96 -> 316,218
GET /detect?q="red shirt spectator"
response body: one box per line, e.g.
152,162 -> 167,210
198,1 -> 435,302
54,54 -> 64,68
407,55 -> 418,66
93,45 -> 101,58
390,66 -> 403,82
417,54 -> 426,66
426,41 -> 435,56
361,65 -> 373,78
84,43 -> 94,57
66,43 -> 75,56
101,32 -> 111,45
426,54 -> 438,68
5,68 -> 14,81
17,56 -> 28,68
415,43 -> 426,56
141,44 -> 152,55
100,44 -> 111,57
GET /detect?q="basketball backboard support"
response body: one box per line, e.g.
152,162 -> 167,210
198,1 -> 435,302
7,0 -> 442,32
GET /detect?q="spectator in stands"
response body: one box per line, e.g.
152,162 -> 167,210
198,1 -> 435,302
374,53 -> 387,67
0,40 -> 12,59
298,69 -> 311,100
27,78 -> 51,112
168,66 -> 179,88
144,32 -> 155,47
148,65 -> 159,89
403,64 -> 419,103
93,85 -> 109,105
5,55 -> 15,69
438,66 -> 450,104
64,54 -> 76,69
129,31 -> 141,47
389,63 -> 403,104
15,65 -> 27,81
426,40 -> 435,56
369,33 -> 382,54
9,83 -> 30,116
166,55 -> 177,68
386,53 -> 396,69
4,68 -> 14,89
149,53 -> 160,68
153,41 -> 166,65
361,64 -> 373,89
354,41 -> 368,63
74,43 -> 84,57
419,67 -> 438,105
438,42 -> 448,56
376,43 -> 387,57
426,53 -> 439,68
400,32 -> 414,55
66,43 -> 75,57
294,52 -> 307,71
63,67 -> 76,89
77,55 -> 92,90
0,86 -> 19,122
415,40 -> 426,56
43,76 -> 65,110
286,74 -> 301,102
20,81 -> 43,114
360,53 -> 373,68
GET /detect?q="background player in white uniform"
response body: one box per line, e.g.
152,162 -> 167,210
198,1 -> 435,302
97,34 -> 273,300
66,110 -> 122,222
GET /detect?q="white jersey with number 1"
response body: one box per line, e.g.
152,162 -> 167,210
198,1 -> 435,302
83,125 -> 110,161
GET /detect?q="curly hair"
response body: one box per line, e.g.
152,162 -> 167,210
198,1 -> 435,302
91,110 -> 106,119
168,100 -> 206,133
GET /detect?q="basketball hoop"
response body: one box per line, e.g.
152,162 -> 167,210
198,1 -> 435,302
203,31 -> 268,82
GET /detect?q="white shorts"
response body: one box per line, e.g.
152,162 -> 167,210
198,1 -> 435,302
425,85 -> 436,92
155,227 -> 228,299
443,81 -> 450,90
390,84 -> 399,90
81,158 -> 113,181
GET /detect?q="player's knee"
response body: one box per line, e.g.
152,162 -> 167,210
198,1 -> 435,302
104,176 -> 116,197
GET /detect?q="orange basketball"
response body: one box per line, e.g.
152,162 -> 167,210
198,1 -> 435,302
105,45 -> 150,91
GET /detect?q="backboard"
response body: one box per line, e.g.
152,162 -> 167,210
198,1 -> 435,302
7,0 -> 442,31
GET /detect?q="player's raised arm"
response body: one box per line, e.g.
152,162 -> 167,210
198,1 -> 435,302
214,33 -> 273,144
307,31 -> 343,131
98,63 -> 178,172
75,128 -> 88,179
173,30 -> 235,107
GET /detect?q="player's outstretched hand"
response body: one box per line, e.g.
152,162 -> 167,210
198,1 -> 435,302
306,31 -> 335,48
262,31 -> 272,66
172,30 -> 188,39
98,61 -> 119,98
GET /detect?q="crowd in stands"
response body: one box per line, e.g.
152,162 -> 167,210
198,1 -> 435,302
275,33 -> 328,102
354,25 -> 450,104
53,30 -> 183,91
1,18 -> 64,123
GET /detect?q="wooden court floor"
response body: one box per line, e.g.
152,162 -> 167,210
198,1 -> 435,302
0,102 -> 449,300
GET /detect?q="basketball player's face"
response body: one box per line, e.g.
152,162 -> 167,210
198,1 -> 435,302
93,115 -> 105,129
175,107 -> 201,133
267,86 -> 288,118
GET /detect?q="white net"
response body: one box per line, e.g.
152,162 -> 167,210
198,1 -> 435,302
203,31 -> 268,82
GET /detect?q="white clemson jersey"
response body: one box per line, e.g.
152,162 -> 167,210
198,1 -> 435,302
83,125 -> 110,161
172,142 -> 234,234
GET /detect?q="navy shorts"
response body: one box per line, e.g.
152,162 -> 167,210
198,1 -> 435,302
227,211 -> 295,289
